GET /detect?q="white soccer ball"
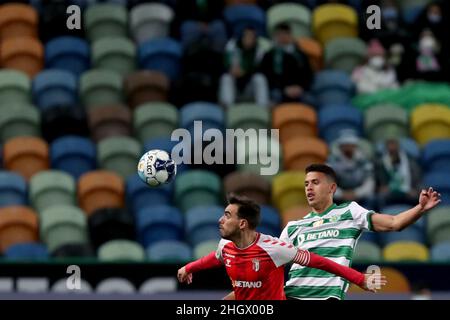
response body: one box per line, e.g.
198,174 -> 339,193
137,149 -> 177,187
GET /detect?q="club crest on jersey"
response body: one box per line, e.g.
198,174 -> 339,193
330,215 -> 339,223
252,258 -> 260,272
313,219 -> 324,227
225,259 -> 232,267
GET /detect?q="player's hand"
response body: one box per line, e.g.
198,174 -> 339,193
177,266 -> 193,284
419,187 -> 441,212
360,273 -> 387,293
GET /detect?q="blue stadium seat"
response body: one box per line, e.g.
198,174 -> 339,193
312,70 -> 354,107
379,227 -> 426,247
136,205 -> 184,247
143,137 -> 188,174
376,137 -> 421,160
423,172 -> 450,205
185,206 -> 223,247
44,36 -> 90,77
50,136 -> 97,179
0,171 -> 27,207
422,140 -> 450,173
431,241 -> 450,262
180,102 -> 225,136
359,231 -> 379,244
402,6 -> 425,24
4,242 -> 49,261
138,38 -> 182,81
318,105 -> 363,143
257,206 -> 281,237
126,173 -> 172,214
224,5 -> 266,38
32,70 -> 78,111
146,240 -> 192,262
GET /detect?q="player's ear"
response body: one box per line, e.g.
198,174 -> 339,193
330,182 -> 337,194
239,219 -> 248,230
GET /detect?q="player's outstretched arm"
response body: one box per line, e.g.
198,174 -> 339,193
177,251 -> 223,284
372,187 -> 441,232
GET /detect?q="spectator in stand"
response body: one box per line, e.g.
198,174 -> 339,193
412,28 -> 446,82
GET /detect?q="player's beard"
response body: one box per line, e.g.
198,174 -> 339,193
220,227 -> 240,242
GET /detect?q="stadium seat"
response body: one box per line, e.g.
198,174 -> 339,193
44,37 -> 90,77
32,70 -> 78,111
3,136 -> 49,180
427,207 -> 450,245
174,170 -> 222,212
0,104 -> 40,142
359,231 -> 379,244
318,105 -> 363,143
353,241 -> 382,263
29,170 -> 75,213
272,103 -> 317,144
280,205 -> 310,228
193,240 -> 219,260
78,170 -> 124,215
185,206 -> 223,247
0,206 -> 38,253
133,102 -> 178,144
272,171 -> 308,212
124,71 -> 169,109
41,105 -> 89,142
312,4 -> 358,45
224,4 -> 266,38
0,171 -> 27,207
411,104 -> 450,145
98,240 -> 145,262
324,37 -> 365,74
227,103 -> 270,131
257,205 -> 281,237
282,137 -> 328,171
130,3 -> 174,44
84,3 -> 128,42
138,38 -> 182,81
147,240 -> 192,263
88,207 -> 135,250
136,205 -> 183,247
312,70 -> 354,107
349,267 -> 411,293
50,136 -> 96,179
0,70 -> 31,107
365,104 -> 409,142
180,102 -> 225,135
40,205 -> 88,253
51,243 -> 95,259
0,37 -> 43,78
423,172 -> 450,206
126,173 -> 172,214
88,104 -> 132,142
223,171 -> 271,205
4,242 -> 49,261
0,3 -> 38,40
431,241 -> 450,262
422,140 -> 450,173
79,69 -> 124,110
379,227 -> 426,247
375,137 -> 421,160
97,136 -> 141,179
383,241 -> 429,262
267,3 -> 311,38
92,37 -> 136,76
297,37 -> 323,72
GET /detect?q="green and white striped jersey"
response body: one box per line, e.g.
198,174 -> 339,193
279,202 -> 374,300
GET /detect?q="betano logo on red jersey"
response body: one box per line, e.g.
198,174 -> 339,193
232,280 -> 262,288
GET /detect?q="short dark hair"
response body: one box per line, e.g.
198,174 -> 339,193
227,193 -> 260,230
305,164 -> 337,183
274,22 -> 291,33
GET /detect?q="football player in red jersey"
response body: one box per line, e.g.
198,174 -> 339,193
177,194 -> 386,300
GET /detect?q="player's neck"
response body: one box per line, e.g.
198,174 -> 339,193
311,200 -> 334,214
234,230 -> 258,249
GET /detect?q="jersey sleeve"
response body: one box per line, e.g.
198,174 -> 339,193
350,201 -> 375,231
259,235 -> 298,268
279,224 -> 290,243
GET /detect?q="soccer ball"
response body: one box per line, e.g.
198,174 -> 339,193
137,149 -> 177,187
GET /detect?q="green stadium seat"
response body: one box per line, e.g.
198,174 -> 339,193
324,37 -> 366,74
364,104 -> 409,142
353,240 -> 382,263
227,103 -> 270,131
98,239 -> 145,262
97,136 -> 141,179
174,170 -> 222,212
133,102 -> 178,144
29,170 -> 76,213
0,104 -> 40,142
92,37 -> 136,77
193,239 -> 219,260
0,70 -> 31,108
427,206 -> 450,245
84,4 -> 128,42
267,3 -> 311,38
79,69 -> 124,110
40,205 -> 88,253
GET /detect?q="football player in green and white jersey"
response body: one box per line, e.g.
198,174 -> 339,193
280,163 -> 441,300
